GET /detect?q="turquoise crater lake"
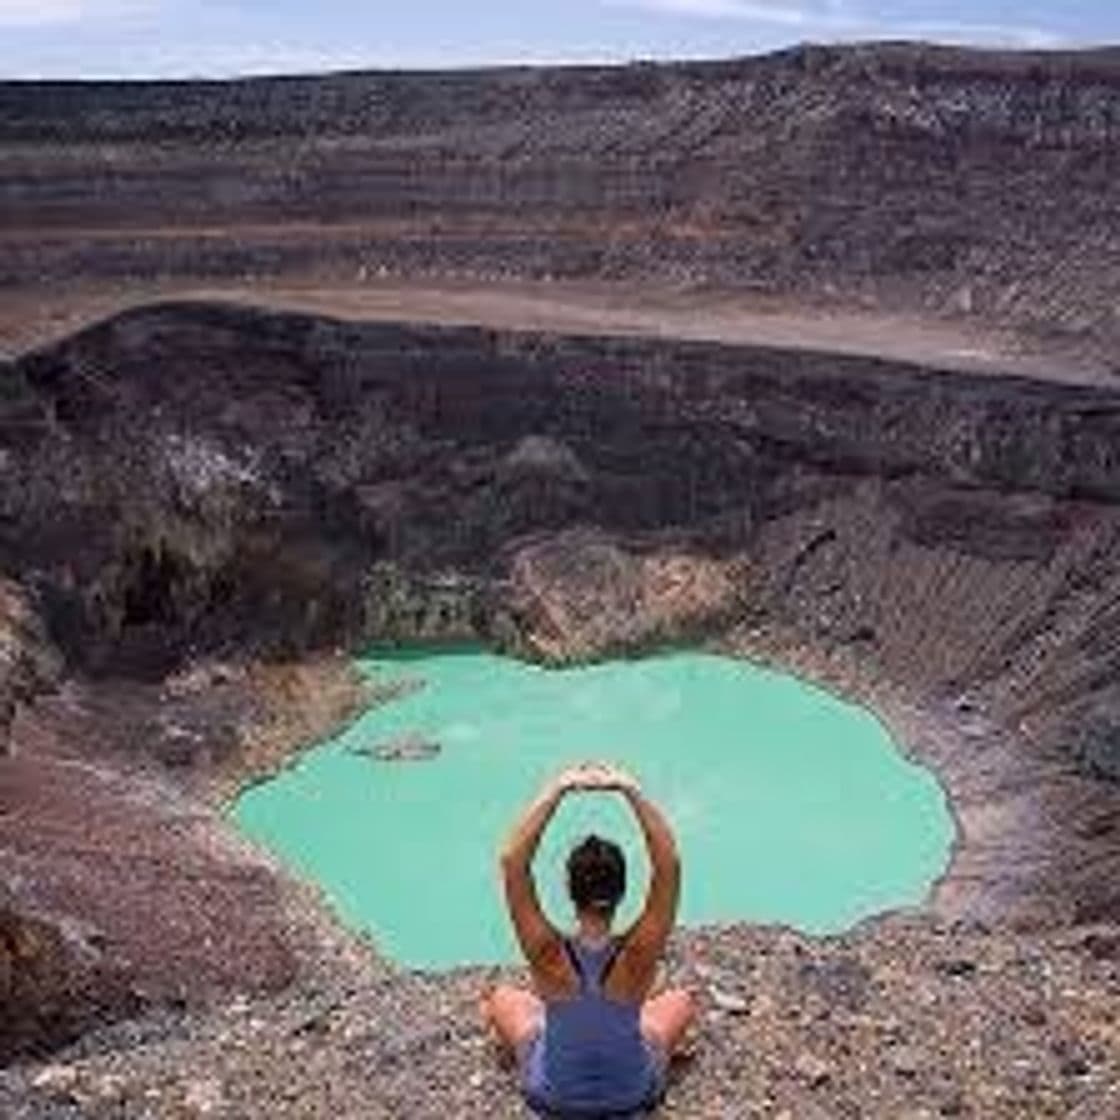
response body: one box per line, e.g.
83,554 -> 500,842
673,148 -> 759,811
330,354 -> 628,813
234,648 -> 954,969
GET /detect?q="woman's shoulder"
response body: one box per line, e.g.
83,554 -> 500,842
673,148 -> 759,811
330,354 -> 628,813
604,927 -> 666,1002
530,935 -> 582,1002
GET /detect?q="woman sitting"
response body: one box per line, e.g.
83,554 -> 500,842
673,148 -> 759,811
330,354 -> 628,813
481,761 -> 695,1116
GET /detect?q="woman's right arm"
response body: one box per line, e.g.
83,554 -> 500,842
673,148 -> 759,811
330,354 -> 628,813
626,788 -> 681,941
609,772 -> 681,995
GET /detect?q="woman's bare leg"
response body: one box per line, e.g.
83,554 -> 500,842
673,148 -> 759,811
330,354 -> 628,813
479,984 -> 544,1052
641,988 -> 696,1055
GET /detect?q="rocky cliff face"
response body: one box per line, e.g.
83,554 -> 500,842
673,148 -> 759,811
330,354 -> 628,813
4,44 -> 1120,350
9,301 -> 1120,669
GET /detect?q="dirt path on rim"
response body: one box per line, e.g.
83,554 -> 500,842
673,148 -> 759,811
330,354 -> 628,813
2,276 -> 1113,387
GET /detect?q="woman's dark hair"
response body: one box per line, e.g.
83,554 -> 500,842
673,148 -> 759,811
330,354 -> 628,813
567,834 -> 626,916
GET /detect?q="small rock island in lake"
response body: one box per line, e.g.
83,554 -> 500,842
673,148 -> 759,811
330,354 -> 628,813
349,733 -> 442,763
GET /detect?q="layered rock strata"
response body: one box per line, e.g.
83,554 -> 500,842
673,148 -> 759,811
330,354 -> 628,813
4,44 -> 1120,353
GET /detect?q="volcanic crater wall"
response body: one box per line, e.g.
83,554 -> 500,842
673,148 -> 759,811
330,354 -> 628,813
3,301 -> 1120,768
4,44 -> 1120,348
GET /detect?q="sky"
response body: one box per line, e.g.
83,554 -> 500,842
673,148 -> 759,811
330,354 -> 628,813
0,1 -> 1117,80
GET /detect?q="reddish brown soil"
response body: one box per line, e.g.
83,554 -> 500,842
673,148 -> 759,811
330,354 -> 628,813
0,708 -> 298,997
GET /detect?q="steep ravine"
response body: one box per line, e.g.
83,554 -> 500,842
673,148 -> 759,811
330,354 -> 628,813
1,301 -> 1119,1112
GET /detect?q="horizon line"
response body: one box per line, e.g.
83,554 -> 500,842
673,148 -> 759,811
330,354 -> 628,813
2,36 -> 1117,85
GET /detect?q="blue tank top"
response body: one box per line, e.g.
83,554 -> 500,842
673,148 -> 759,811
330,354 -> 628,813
523,937 -> 661,1116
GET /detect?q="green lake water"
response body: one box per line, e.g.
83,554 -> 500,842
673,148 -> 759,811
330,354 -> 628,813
234,648 -> 954,970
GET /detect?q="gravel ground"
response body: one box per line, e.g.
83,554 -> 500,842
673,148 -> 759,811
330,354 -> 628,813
3,916 -> 1117,1119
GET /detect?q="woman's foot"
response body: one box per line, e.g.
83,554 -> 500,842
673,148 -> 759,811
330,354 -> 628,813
478,983 -> 543,1054
641,987 -> 697,1056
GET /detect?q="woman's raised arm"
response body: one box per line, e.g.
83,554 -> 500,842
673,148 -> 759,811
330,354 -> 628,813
499,767 -> 584,978
599,766 -> 681,994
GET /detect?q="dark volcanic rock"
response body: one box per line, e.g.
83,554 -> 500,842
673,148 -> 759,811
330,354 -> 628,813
3,44 -> 1120,351
0,901 -> 134,1065
0,580 -> 61,750
8,300 -> 1120,679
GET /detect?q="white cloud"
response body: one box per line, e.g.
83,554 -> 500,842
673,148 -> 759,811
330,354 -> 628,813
606,0 -> 1067,48
0,0 -> 156,28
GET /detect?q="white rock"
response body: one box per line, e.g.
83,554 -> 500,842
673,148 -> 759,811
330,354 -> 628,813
184,1077 -> 225,1115
794,1052 -> 833,1088
709,985 -> 750,1015
31,1064 -> 77,1095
